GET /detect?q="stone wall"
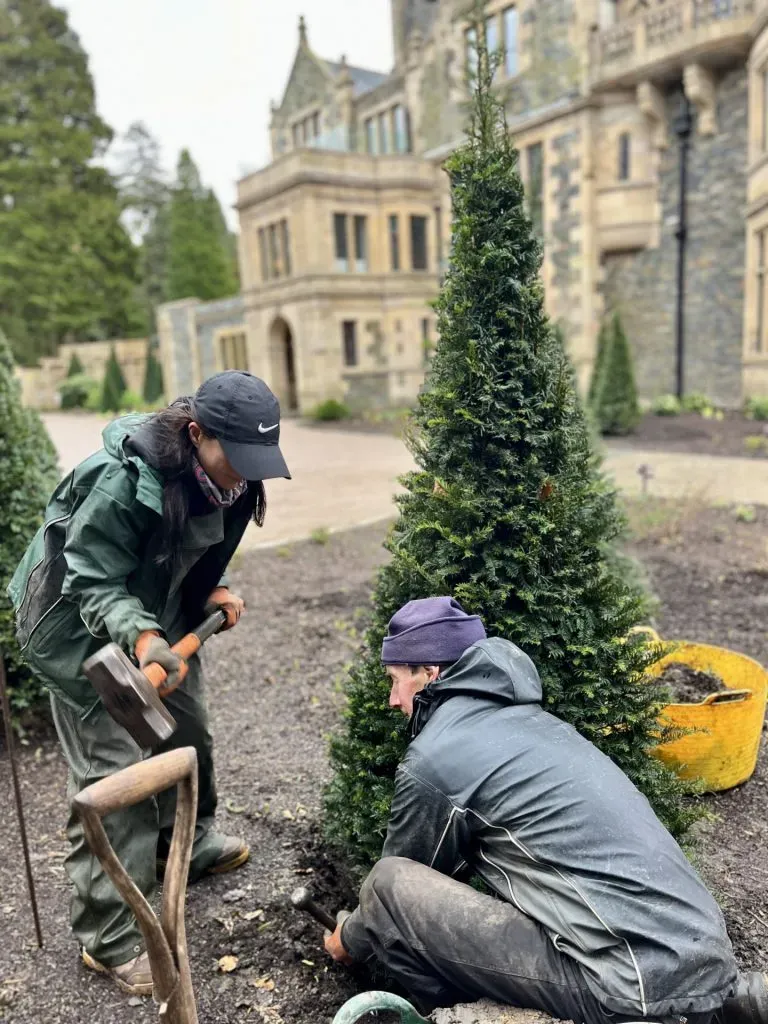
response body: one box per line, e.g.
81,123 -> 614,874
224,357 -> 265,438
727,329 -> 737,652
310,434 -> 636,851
195,297 -> 246,382
503,0 -> 581,118
342,370 -> 390,410
602,68 -> 747,406
549,127 -> 583,339
157,296 -> 245,399
16,337 -> 148,410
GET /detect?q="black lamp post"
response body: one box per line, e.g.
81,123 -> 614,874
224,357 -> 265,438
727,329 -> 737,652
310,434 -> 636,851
673,91 -> 693,400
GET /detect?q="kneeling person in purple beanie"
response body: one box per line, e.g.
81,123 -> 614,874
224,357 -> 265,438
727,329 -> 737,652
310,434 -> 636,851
324,597 -> 767,1024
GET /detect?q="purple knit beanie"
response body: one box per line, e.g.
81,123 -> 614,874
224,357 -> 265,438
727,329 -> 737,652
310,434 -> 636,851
381,597 -> 487,665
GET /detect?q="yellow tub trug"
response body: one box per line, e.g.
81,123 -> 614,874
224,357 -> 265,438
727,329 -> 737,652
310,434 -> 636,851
650,641 -> 768,792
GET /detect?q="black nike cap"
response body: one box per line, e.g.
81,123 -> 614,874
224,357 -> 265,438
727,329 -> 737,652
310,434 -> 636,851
193,371 -> 291,481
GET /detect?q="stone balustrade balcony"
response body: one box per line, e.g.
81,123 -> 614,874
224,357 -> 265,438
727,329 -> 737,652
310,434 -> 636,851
592,0 -> 760,89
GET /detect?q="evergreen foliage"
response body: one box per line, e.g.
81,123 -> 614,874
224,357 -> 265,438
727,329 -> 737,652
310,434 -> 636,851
0,0 -> 142,364
166,150 -> 238,301
587,320 -> 609,409
142,344 -> 164,404
59,373 -> 96,409
115,122 -> 171,332
100,346 -> 127,412
310,399 -> 351,422
593,313 -> 640,436
0,329 -> 59,714
652,394 -> 681,416
66,352 -> 85,377
324,27 -> 693,869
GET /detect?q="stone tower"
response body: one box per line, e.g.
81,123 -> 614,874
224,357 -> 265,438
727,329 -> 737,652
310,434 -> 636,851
391,0 -> 440,70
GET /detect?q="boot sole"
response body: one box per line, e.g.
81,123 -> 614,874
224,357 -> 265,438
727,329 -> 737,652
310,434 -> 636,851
82,950 -> 153,997
157,845 -> 250,881
206,846 -> 250,875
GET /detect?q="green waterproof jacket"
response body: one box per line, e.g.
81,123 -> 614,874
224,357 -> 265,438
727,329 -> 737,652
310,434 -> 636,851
8,415 -> 255,716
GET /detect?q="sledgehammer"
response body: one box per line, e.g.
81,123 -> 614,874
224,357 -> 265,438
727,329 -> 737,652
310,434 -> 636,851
82,610 -> 227,749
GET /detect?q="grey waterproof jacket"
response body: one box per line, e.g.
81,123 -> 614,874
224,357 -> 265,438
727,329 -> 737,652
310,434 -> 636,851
343,638 -> 737,1017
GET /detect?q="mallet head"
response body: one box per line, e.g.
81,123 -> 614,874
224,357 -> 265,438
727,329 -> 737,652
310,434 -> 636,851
291,887 -> 311,911
83,643 -> 177,749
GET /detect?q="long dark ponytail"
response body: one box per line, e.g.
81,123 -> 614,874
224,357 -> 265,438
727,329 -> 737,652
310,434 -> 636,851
145,399 -> 266,568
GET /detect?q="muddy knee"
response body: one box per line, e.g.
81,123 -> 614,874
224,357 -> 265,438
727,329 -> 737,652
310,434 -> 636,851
360,857 -> 432,919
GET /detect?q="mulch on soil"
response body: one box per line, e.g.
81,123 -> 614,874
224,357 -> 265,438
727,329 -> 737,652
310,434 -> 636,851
1,501 -> 768,1023
616,411 -> 768,460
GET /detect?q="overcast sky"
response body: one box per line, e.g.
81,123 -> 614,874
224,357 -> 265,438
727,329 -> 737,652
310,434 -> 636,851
59,0 -> 394,226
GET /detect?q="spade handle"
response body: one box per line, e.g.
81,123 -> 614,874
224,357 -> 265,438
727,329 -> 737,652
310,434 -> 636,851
73,748 -> 199,1022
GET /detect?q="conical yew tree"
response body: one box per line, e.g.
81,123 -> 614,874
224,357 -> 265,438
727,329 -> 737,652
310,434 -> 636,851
324,22 -> 692,868
594,312 -> 641,436
0,329 -> 59,714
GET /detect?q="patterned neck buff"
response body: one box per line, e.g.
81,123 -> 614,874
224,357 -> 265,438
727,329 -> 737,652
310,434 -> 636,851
192,456 -> 247,509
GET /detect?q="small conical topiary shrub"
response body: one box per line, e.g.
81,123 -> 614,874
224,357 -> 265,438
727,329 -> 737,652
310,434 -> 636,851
0,330 -> 60,715
66,351 -> 85,377
588,319 -> 610,409
142,343 -> 164,404
593,312 -> 640,436
100,346 -> 127,412
324,22 -> 693,870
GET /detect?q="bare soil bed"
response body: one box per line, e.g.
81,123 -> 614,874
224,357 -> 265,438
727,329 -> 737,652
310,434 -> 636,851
617,411 -> 768,459
1,501 -> 768,1024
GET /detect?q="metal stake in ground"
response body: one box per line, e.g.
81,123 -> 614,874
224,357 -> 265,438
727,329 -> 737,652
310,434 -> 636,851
0,652 -> 43,948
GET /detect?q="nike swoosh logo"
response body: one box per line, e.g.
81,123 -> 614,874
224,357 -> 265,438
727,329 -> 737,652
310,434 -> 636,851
257,422 -> 279,434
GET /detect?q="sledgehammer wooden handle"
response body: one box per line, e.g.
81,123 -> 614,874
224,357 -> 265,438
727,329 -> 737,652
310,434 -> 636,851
144,610 -> 227,698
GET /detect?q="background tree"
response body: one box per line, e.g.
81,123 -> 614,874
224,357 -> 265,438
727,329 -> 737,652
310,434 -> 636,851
588,319 -> 610,409
205,188 -> 241,292
0,329 -> 60,715
66,352 -> 85,377
100,346 -> 127,412
114,121 -> 171,333
0,0 -> 142,364
324,25 -> 692,869
142,343 -> 164,404
166,150 -> 239,301
593,313 -> 641,436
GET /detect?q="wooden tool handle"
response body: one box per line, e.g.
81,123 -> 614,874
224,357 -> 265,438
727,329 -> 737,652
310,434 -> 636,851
143,610 -> 228,698
74,747 -> 198,818
73,748 -> 199,1017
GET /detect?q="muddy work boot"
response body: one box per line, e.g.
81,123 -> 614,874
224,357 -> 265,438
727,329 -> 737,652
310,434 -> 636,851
158,833 -> 250,882
82,949 -> 153,997
204,834 -> 250,876
720,972 -> 768,1024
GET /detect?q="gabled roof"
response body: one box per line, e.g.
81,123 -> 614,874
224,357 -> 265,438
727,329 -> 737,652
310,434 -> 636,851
323,61 -> 389,98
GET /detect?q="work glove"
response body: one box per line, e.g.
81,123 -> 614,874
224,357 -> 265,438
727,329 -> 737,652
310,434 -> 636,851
135,631 -> 182,689
204,587 -> 246,632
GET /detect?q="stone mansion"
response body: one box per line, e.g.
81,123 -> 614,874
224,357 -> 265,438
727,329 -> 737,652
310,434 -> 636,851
158,0 -> 768,412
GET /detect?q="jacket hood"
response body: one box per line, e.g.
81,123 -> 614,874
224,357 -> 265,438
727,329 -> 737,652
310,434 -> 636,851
409,637 -> 542,739
102,414 -> 164,516
438,637 -> 543,705
102,413 -> 151,458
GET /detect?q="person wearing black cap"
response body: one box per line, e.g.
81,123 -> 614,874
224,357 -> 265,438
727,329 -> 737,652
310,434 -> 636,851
8,371 -> 290,997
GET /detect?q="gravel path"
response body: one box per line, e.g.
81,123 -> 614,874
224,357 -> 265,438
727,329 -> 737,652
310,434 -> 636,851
39,414 -> 768,555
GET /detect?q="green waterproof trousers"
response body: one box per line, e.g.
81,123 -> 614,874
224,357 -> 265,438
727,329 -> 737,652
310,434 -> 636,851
51,653 -> 226,966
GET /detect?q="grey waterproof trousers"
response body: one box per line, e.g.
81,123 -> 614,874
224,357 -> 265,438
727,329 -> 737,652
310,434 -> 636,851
343,858 -> 715,1024
51,654 -> 222,966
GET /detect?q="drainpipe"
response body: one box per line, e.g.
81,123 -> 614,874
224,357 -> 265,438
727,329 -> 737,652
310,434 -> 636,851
673,91 -> 693,400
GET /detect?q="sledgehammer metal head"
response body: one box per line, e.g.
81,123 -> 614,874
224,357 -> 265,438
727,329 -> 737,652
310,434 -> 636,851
83,643 -> 176,749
